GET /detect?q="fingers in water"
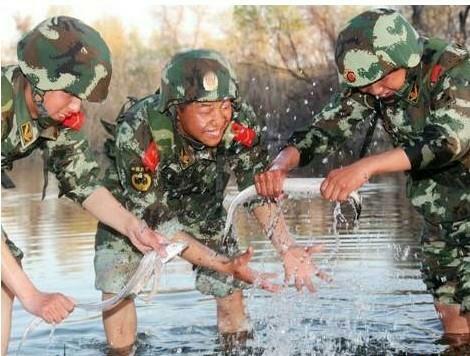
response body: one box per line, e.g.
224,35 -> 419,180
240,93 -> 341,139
304,278 -> 316,293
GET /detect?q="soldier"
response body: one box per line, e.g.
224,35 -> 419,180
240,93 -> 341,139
1,16 -> 170,354
255,8 -> 470,338
95,48 -> 324,352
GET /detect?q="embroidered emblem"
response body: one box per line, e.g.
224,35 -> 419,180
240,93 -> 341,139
202,71 -> 218,91
179,147 -> 194,168
20,122 -> 33,145
407,82 -> 420,104
345,70 -> 356,83
130,166 -> 152,192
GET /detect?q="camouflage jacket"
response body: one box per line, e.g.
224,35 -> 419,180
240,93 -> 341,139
100,94 -> 269,238
1,65 -> 101,204
291,38 -> 470,225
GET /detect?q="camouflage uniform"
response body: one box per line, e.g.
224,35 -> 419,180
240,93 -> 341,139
1,16 -> 111,259
290,9 -> 470,309
95,49 -> 269,298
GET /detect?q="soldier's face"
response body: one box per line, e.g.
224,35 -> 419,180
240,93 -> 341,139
177,100 -> 232,147
42,91 -> 82,121
359,68 -> 407,99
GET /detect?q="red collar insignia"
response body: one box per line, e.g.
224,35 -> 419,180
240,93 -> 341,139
141,141 -> 160,173
231,121 -> 256,148
62,111 -> 85,131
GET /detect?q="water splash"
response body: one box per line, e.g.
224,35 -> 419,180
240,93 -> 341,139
16,243 -> 186,355
223,178 -> 361,240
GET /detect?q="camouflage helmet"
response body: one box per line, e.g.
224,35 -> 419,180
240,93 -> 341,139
17,16 -> 112,102
335,8 -> 423,88
157,49 -> 238,113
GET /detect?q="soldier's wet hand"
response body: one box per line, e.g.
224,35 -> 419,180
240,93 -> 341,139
223,246 -> 281,293
129,220 -> 169,256
282,245 -> 330,293
23,291 -> 75,324
321,160 -> 371,202
255,167 -> 287,198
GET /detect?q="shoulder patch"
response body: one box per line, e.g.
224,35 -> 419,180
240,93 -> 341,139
20,122 -> 34,145
130,166 -> 153,192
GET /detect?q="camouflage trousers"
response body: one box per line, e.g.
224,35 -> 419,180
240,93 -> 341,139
94,219 -> 248,299
421,219 -> 470,312
2,226 -> 24,261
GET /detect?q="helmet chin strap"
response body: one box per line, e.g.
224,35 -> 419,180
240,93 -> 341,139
175,114 -> 206,150
32,87 -> 49,118
32,87 -> 60,128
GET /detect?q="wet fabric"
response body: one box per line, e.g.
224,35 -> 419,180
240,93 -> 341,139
2,66 -> 102,260
95,94 -> 269,297
1,66 -> 102,204
2,227 -> 23,261
421,220 -> 470,311
290,37 -> 470,309
291,38 -> 469,226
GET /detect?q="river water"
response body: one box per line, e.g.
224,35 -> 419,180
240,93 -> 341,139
1,157 -> 461,355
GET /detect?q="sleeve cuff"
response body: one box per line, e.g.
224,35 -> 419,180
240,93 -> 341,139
403,144 -> 422,171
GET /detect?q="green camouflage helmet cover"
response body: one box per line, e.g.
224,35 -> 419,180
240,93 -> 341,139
335,8 -> 423,87
157,49 -> 238,113
17,16 -> 112,102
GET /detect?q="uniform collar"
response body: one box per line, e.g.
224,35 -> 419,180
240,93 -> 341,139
14,74 -> 39,149
393,64 -> 422,106
174,127 -> 217,169
14,74 -> 59,148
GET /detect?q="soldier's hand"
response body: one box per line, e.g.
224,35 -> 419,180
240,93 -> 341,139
129,221 -> 169,257
282,245 -> 331,293
22,291 -> 75,324
320,160 -> 372,202
255,167 -> 287,198
222,246 -> 281,293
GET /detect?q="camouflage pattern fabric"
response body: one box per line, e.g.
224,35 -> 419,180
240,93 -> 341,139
290,10 -> 469,307
157,49 -> 238,113
335,8 -> 423,87
291,38 -> 469,226
17,16 -> 111,102
95,95 -> 269,297
2,227 -> 24,261
421,220 -> 470,311
1,66 -> 101,204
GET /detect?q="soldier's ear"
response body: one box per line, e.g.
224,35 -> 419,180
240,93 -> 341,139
176,103 -> 189,115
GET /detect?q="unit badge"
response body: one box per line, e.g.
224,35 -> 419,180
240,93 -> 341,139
407,82 -> 420,104
344,70 -> 356,83
130,166 -> 153,192
179,147 -> 194,168
20,122 -> 33,145
203,71 -> 218,91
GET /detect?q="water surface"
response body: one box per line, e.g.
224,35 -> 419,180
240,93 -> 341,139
2,157 -> 456,355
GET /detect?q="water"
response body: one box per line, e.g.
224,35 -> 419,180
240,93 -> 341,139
1,157 -> 456,355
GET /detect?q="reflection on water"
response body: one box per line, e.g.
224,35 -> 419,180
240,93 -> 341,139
1,156 -> 453,355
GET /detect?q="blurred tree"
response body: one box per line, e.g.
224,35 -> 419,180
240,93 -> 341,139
227,5 -> 370,154
1,14 -> 32,63
3,4 -> 466,166
83,17 -> 161,159
148,6 -> 214,58
405,5 -> 469,45
13,14 -> 32,36
458,6 -> 470,43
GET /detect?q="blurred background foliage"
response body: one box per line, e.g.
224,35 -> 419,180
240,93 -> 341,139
3,5 -> 468,174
